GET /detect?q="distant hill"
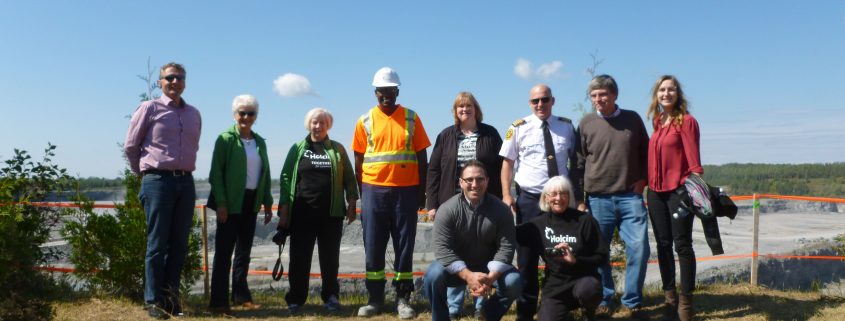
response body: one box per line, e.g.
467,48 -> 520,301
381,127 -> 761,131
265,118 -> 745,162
704,163 -> 845,197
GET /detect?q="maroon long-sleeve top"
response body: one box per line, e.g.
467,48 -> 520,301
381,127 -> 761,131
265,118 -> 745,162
647,114 -> 703,192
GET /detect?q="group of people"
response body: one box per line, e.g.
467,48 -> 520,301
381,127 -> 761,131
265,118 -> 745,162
125,63 -> 703,321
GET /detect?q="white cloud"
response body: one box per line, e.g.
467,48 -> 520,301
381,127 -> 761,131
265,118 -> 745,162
514,58 -> 533,79
513,58 -> 564,80
273,73 -> 318,97
536,61 -> 563,79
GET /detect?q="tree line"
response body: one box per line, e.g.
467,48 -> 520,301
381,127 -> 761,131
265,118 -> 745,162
703,162 -> 845,197
79,162 -> 845,198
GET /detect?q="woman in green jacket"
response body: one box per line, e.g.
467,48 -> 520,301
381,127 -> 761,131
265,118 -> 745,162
279,107 -> 359,313
208,95 -> 273,315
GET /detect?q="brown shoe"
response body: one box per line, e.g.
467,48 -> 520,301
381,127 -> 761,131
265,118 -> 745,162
240,301 -> 261,310
209,306 -> 233,316
594,304 -> 612,319
622,305 -> 649,321
678,295 -> 693,321
662,290 -> 679,321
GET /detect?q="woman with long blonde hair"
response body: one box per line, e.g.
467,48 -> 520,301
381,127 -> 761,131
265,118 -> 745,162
646,75 -> 702,321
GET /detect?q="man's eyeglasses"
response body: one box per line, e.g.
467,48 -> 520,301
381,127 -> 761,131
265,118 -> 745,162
238,111 -> 256,117
460,177 -> 487,184
530,96 -> 551,105
162,74 -> 186,82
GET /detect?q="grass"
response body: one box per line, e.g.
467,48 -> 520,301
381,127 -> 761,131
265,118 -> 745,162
52,283 -> 845,321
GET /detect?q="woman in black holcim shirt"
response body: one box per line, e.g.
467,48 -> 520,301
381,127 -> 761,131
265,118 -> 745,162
278,108 -> 359,313
516,176 -> 608,321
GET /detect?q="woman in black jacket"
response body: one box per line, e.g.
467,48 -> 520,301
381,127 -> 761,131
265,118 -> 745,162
426,91 -> 503,219
517,175 -> 609,321
425,91 -> 503,318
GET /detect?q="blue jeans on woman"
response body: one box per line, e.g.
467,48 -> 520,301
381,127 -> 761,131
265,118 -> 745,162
587,192 -> 650,309
424,261 -> 524,321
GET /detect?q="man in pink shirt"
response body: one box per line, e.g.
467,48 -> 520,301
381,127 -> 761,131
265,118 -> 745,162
124,62 -> 202,319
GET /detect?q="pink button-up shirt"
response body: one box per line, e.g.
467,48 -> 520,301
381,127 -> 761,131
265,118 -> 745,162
124,95 -> 202,174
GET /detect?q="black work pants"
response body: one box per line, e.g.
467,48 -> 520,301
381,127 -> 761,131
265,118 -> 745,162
515,189 -> 542,321
647,189 -> 696,296
285,207 -> 344,305
209,189 -> 258,308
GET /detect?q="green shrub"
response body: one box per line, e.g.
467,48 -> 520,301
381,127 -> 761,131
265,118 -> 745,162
0,144 -> 75,321
62,168 -> 202,301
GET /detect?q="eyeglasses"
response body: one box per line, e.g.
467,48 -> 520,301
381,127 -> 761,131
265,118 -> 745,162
238,111 -> 256,117
530,96 -> 551,105
460,177 -> 487,184
161,74 -> 186,82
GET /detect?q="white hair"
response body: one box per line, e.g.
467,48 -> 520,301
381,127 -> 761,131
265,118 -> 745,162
303,107 -> 333,130
231,94 -> 259,113
538,175 -> 577,212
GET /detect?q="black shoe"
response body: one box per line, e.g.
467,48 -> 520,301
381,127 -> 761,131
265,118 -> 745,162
164,299 -> 184,317
146,304 -> 170,320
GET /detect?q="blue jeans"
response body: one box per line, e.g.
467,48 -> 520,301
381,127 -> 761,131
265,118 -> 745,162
587,192 -> 650,308
140,173 -> 196,305
424,261 -> 524,321
447,286 -> 484,316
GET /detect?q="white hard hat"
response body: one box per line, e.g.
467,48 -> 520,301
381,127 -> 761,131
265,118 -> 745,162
372,67 -> 401,87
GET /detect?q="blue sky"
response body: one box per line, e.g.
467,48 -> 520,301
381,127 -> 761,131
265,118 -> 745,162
1,1 -> 844,178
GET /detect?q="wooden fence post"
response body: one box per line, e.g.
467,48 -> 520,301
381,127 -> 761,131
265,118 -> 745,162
750,193 -> 760,286
201,205 -> 210,298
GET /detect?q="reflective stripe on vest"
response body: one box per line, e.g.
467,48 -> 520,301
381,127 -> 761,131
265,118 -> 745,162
361,108 -> 417,165
366,270 -> 386,280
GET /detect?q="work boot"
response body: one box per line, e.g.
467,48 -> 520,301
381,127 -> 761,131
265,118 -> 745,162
662,290 -> 679,321
678,294 -> 694,321
397,297 -> 416,319
357,303 -> 382,317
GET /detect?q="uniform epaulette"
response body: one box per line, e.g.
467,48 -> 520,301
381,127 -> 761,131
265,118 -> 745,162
557,116 -> 571,123
511,119 -> 527,127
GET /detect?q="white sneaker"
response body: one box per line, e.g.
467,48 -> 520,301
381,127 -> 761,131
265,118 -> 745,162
357,303 -> 381,317
397,298 -> 416,319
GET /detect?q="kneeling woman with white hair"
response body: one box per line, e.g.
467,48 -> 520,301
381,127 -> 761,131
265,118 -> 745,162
516,176 -> 609,321
278,108 -> 359,314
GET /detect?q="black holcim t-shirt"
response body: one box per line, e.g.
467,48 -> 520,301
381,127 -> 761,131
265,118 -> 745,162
295,138 -> 332,217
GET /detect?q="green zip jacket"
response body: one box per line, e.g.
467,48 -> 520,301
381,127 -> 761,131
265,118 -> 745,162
208,125 -> 273,214
280,136 -> 359,218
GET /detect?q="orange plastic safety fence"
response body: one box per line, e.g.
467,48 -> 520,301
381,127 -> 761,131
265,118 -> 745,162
23,193 -> 845,278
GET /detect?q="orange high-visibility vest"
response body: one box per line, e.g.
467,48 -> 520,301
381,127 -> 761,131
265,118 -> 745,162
352,105 -> 429,186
